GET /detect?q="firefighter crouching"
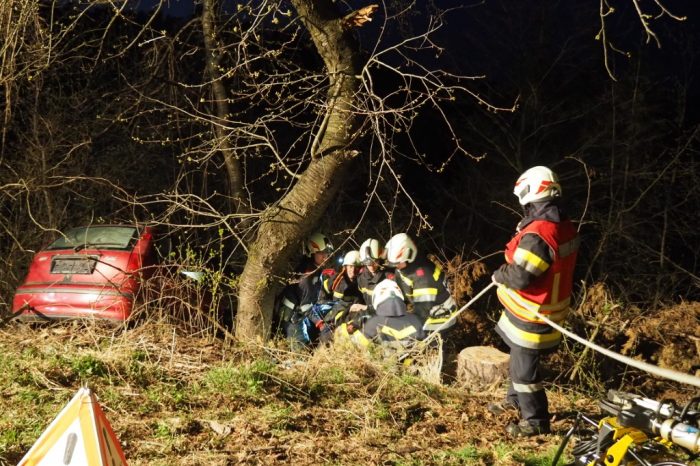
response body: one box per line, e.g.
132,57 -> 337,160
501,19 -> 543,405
384,233 -> 458,332
277,232 -> 336,349
336,279 -> 425,349
489,166 -> 580,437
318,250 -> 364,337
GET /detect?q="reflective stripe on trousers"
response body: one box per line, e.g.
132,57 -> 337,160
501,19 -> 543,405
506,345 -> 549,427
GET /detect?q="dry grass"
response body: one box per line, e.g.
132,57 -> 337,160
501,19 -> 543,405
0,320 -> 577,466
2,284 -> 698,466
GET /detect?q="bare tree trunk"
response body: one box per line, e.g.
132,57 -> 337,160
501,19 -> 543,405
201,0 -> 245,212
235,0 -> 362,341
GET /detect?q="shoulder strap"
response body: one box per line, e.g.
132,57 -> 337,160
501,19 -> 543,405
332,268 -> 346,292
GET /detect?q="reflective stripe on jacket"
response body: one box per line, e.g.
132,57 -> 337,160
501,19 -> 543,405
353,313 -> 425,348
396,256 -> 453,323
497,217 -> 579,350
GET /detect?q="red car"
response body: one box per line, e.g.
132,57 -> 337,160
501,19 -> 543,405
12,224 -> 157,321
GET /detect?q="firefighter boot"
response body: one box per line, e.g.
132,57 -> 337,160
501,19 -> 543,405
506,420 -> 551,437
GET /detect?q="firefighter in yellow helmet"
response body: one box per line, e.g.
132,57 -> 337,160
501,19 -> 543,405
489,166 -> 579,437
384,233 -> 457,332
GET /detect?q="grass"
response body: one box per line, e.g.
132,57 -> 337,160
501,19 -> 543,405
2,320 -> 689,466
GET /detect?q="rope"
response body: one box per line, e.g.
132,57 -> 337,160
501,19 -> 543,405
402,281 -> 700,389
400,282 -> 496,359
525,296 -> 700,389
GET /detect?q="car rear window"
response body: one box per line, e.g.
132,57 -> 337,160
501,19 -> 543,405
47,226 -> 139,251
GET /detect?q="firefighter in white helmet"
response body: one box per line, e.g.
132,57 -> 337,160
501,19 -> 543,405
349,279 -> 425,349
384,233 -> 457,332
346,238 -> 395,315
276,232 -> 336,349
315,250 -> 364,336
321,250 -> 363,303
489,166 -> 579,437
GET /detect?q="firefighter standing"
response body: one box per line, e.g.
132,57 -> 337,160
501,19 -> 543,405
384,233 -> 458,332
490,166 -> 579,437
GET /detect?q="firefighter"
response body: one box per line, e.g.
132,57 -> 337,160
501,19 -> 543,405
358,238 -> 395,307
277,232 -> 336,348
347,238 -> 394,315
489,166 -> 579,437
322,250 -> 363,303
384,233 -> 457,332
350,279 -> 425,349
318,250 -> 364,333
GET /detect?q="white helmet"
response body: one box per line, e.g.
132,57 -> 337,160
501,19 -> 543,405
342,250 -> 361,266
303,232 -> 334,256
513,166 -> 562,206
359,238 -> 383,265
384,233 -> 417,265
372,279 -> 404,309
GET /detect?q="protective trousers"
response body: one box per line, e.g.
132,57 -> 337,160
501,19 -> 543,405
505,345 -> 549,428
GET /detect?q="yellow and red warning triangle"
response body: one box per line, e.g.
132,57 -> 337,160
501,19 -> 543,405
18,386 -> 128,466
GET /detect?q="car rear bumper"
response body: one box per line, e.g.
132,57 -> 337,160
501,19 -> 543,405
12,285 -> 134,321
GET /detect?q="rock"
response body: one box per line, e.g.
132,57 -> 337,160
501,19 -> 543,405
457,346 -> 509,388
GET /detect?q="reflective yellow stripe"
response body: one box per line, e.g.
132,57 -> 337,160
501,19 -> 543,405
432,264 -> 442,281
513,382 -> 544,393
497,287 -> 570,323
359,286 -> 373,296
497,313 -> 561,349
423,315 -> 457,331
351,331 -> 372,348
399,273 -> 413,287
412,287 -> 438,302
513,248 -> 549,274
282,298 -> 295,309
334,323 -> 352,342
380,325 -> 418,340
333,291 -> 344,299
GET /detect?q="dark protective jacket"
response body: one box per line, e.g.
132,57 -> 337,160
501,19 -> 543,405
395,256 -> 457,331
356,267 -> 395,309
321,268 -> 362,303
352,296 -> 425,348
493,201 -> 579,351
277,259 -> 336,323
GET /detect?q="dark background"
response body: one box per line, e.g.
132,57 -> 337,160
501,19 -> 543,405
1,0 -> 699,311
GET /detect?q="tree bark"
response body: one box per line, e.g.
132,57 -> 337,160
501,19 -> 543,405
457,346 -> 510,388
235,0 -> 362,341
201,0 -> 246,213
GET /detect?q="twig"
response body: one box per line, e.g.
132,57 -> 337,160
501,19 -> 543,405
569,314 -> 610,382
